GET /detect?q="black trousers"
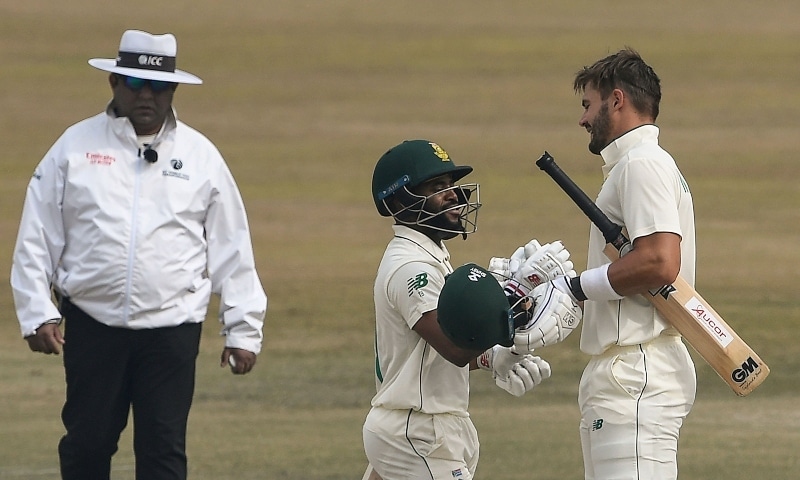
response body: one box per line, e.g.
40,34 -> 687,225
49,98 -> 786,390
58,299 -> 202,480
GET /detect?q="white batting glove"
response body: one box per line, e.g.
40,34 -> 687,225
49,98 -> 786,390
498,355 -> 551,396
478,346 -> 552,396
512,282 -> 582,352
513,240 -> 576,293
551,275 -> 580,304
478,345 -> 515,375
487,246 -> 526,283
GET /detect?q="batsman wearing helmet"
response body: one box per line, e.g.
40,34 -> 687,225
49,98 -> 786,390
361,140 -> 580,480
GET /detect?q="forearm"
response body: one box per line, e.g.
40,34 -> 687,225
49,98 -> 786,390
606,250 -> 680,295
575,232 -> 682,300
413,311 -> 482,367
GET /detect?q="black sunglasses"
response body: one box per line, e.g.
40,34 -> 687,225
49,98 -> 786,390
120,75 -> 174,93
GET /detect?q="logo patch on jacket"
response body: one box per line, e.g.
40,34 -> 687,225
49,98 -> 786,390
86,152 -> 116,165
162,158 -> 189,180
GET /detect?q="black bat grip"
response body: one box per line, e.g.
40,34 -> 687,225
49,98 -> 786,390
535,151 -> 629,251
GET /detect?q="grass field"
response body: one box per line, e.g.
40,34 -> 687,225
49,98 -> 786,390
1,1 -> 799,479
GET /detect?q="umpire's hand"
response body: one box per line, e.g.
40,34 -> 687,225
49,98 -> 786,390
221,347 -> 257,375
26,323 -> 65,355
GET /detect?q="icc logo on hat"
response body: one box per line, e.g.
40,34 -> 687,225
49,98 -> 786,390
139,55 -> 164,67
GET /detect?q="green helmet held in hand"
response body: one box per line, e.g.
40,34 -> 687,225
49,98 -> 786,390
437,263 -> 516,352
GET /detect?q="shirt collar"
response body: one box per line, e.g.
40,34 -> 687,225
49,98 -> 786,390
392,224 -> 451,264
600,124 -> 660,179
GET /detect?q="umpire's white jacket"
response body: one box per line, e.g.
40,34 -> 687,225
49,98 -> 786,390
11,106 -> 266,354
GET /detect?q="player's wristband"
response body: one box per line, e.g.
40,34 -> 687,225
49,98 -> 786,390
568,276 -> 588,302
577,264 -> 624,301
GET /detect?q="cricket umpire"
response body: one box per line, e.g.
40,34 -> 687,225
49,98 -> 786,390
362,140 -> 565,480
10,30 -> 267,480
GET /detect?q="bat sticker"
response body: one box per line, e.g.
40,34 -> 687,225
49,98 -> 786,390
686,296 -> 733,348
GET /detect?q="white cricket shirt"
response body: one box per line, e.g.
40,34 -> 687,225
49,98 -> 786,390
370,225 -> 470,416
581,125 -> 696,355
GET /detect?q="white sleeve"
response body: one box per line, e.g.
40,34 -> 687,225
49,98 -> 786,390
11,146 -> 67,337
205,155 -> 267,354
618,157 -> 683,241
386,261 -> 445,329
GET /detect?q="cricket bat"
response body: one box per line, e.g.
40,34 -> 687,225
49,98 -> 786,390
535,151 -> 769,396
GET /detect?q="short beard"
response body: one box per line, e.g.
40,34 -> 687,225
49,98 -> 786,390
426,215 -> 465,241
588,103 -> 611,155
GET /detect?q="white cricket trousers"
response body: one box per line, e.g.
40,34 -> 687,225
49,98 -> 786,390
363,406 -> 479,479
579,335 -> 696,480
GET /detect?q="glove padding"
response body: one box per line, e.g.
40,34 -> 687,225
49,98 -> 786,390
551,275 -> 580,303
479,345 -> 551,397
487,246 -> 526,283
498,355 -> 551,396
513,240 -> 576,292
513,282 -> 582,352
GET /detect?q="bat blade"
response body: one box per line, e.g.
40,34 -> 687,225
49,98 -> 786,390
603,243 -> 769,396
538,152 -> 769,396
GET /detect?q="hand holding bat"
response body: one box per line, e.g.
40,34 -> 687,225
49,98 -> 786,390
535,151 -> 769,396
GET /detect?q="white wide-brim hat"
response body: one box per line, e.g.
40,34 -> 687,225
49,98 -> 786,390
88,29 -> 202,85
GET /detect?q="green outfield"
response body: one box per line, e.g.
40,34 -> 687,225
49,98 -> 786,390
1,1 -> 798,478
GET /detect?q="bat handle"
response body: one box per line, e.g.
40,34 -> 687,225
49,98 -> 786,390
535,151 -> 629,251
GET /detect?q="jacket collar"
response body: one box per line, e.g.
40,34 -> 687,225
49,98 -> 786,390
104,102 -> 178,147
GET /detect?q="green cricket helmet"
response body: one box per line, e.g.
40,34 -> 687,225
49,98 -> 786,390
437,263 -> 515,351
372,140 -> 481,237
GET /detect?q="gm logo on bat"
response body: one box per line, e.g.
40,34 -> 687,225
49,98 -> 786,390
731,356 -> 760,384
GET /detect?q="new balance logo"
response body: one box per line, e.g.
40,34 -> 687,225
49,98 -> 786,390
407,273 -> 428,296
591,419 -> 604,431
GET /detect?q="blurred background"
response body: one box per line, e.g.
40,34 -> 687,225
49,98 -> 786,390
1,1 -> 798,478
